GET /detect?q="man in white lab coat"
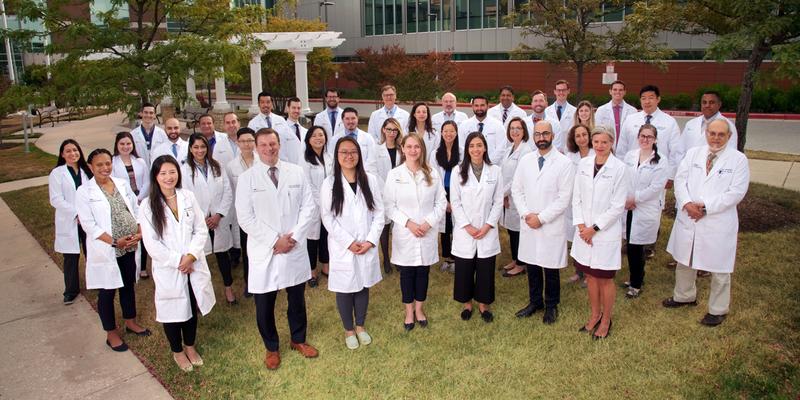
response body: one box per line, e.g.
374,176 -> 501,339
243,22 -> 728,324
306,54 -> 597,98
431,92 -> 468,133
595,80 -> 638,145
525,90 -> 563,153
680,90 -> 738,154
329,107 -> 378,176
235,128 -> 319,369
511,120 -> 575,324
544,79 -> 576,140
367,84 -> 410,142
130,102 -> 168,166
313,88 -> 344,138
150,117 -> 188,164
488,85 -> 528,126
663,120 -> 750,327
247,92 -> 301,164
458,96 -> 507,165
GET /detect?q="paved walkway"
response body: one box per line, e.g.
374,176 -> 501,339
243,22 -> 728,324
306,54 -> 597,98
0,180 -> 172,400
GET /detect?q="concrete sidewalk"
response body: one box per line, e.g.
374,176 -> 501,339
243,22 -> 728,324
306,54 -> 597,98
0,182 -> 172,399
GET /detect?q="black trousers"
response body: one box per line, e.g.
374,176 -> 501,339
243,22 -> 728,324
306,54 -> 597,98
527,264 -> 561,308
441,211 -> 453,259
335,288 -> 370,331
240,229 -> 249,290
139,242 -> 149,272
380,224 -> 392,270
97,251 -> 137,331
453,255 -> 496,304
398,265 -> 430,304
62,225 -> 87,297
254,282 -> 307,352
307,224 -> 329,270
507,229 -> 525,265
626,211 -> 646,289
209,230 -> 233,286
162,280 -> 198,353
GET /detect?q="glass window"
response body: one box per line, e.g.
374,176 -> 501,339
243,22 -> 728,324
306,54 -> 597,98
514,0 -> 530,26
395,1 -> 404,33
90,0 -> 129,25
385,0 -> 395,34
603,2 -> 624,22
375,0 -> 385,35
365,0 -> 374,36
430,0 -> 441,31
407,0 -> 418,33
484,0 -> 497,28
456,0 -> 468,29
441,0 -> 452,30
419,0 -> 430,32
498,0 -> 508,26
469,0 -> 481,29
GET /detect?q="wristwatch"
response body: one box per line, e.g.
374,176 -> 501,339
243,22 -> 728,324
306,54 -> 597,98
592,224 -> 600,232
111,238 -> 118,248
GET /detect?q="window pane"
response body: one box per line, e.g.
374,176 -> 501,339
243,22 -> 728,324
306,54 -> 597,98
469,0 -> 481,29
603,2 -> 624,22
385,0 -> 395,34
484,0 -> 497,28
456,0 -> 468,29
395,1 -> 404,33
419,0 -> 429,32
498,0 -> 508,26
375,0 -> 385,35
514,0 -> 530,26
430,0 -> 441,31
365,0 -> 374,36
441,0 -> 452,30
407,0 -> 417,33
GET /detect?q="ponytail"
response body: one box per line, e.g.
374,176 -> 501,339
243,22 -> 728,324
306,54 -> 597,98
651,143 -> 661,165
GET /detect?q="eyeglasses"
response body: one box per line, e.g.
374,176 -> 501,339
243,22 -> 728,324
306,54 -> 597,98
533,131 -> 553,138
384,128 -> 400,133
338,150 -> 359,158
638,135 -> 656,141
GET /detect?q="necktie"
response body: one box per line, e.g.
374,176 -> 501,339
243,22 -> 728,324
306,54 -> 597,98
294,123 -> 301,140
706,152 -> 717,174
329,110 -> 337,132
557,105 -> 563,120
266,115 -> 272,129
502,108 -> 508,123
645,114 -> 652,125
348,130 -> 357,138
538,156 -> 545,170
171,143 -> 177,158
387,107 -> 394,118
208,136 -> 216,153
533,116 -> 541,123
478,122 -> 484,133
613,105 -> 622,138
268,166 -> 279,187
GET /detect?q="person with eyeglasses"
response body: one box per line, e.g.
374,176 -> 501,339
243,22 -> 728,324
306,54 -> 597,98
226,127 -> 258,297
511,121 -> 575,324
544,80 -> 576,141
329,107 -> 378,176
620,124 -> 669,299
499,117 -> 533,278
314,88 -> 344,138
375,118 -> 404,274
367,85 -> 410,142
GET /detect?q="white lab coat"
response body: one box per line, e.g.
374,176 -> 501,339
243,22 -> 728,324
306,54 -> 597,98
151,138 -> 188,165
524,114 -> 564,153
595,100 -> 638,143
545,101 -> 576,141
138,189 -> 216,322
680,113 -> 738,155
328,129 -> 378,176
617,109 -> 683,179
236,160 -> 317,293
112,156 -> 150,202
49,165 -> 89,254
450,164 -> 504,258
314,107 -> 344,138
431,110 -> 468,133
458,116 -> 508,165
499,142 -> 533,231
383,164 -> 447,266
489,103 -> 528,126
130,125 -> 168,166
367,106 -> 410,142
666,146 -> 749,273
226,152 -> 258,248
75,177 -> 139,289
418,129 -> 440,155
564,149 -> 595,241
207,131 -> 236,172
302,154 -> 333,240
321,173 -> 385,293
248,113 -> 303,165
570,155 -> 628,270
375,143 -> 401,224
180,163 -> 233,254
511,150 -> 575,269
622,149 -> 669,245
428,144 -> 459,232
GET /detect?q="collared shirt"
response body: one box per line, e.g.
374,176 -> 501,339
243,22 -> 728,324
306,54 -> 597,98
141,125 -> 155,149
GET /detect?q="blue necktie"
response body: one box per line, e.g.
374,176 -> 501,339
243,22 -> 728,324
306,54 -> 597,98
538,156 -> 545,170
387,107 -> 394,118
348,130 -> 357,138
171,143 -> 177,158
329,110 -> 337,132
209,136 -> 216,153
557,105 -> 563,120
645,114 -> 652,125
266,115 -> 272,129
478,122 -> 484,133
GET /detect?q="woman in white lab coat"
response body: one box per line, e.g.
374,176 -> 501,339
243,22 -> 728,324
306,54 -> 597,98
499,117 -> 532,278
49,139 -> 92,305
408,102 -> 439,152
374,118 -> 403,275
565,124 -> 594,286
571,126 -> 628,340
181,134 -> 236,305
383,132 -> 447,331
450,131 -> 504,323
139,155 -> 216,372
302,126 -> 333,287
226,127 -> 257,298
321,136 -> 384,349
76,149 -> 150,352
430,120 -> 460,273
622,124 -> 668,298
111,131 -> 151,279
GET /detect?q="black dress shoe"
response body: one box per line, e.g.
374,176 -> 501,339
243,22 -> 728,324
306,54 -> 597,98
63,294 -> 77,305
125,327 -> 152,337
106,339 -> 129,352
243,290 -> 253,298
700,313 -> 726,327
417,319 -> 429,328
592,320 -> 613,340
308,277 -> 318,288
662,297 -> 698,308
383,263 -> 392,274
460,309 -> 473,321
578,314 -> 602,333
542,307 -> 558,325
404,322 -> 415,331
480,310 -> 494,323
515,303 -> 543,318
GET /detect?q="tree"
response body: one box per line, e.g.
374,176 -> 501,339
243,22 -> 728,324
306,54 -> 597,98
343,45 -> 461,101
626,0 -> 800,151
510,0 -> 673,97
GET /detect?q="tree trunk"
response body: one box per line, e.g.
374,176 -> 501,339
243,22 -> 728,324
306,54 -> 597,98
575,62 -> 584,98
735,40 -> 769,152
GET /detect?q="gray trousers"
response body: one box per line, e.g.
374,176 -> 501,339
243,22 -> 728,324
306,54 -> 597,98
673,263 -> 731,315
336,288 -> 370,331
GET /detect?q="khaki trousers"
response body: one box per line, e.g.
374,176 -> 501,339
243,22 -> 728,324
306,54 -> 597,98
673,263 -> 731,316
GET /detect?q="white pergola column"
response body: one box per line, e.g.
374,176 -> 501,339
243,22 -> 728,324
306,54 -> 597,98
186,70 -> 197,105
291,49 -> 312,115
249,52 -> 263,116
213,67 -> 231,112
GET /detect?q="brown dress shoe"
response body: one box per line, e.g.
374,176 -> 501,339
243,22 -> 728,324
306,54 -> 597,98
290,342 -> 319,358
264,351 -> 281,370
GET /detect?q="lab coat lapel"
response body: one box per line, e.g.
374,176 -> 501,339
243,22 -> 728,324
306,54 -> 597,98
704,148 -> 730,183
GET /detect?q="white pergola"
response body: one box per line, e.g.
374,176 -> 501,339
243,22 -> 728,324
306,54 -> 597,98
185,31 -> 345,116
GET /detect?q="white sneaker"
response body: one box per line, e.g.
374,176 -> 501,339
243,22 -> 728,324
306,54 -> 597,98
345,334 -> 359,350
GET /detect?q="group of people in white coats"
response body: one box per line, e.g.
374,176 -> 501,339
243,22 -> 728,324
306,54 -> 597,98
46,80 -> 750,373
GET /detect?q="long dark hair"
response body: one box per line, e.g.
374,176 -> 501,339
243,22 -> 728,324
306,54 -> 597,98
304,126 -> 327,166
186,133 -> 221,181
330,136 -> 376,216
638,124 -> 661,165
55,139 -> 93,178
459,131 -> 492,185
147,156 -> 183,239
112,131 -> 140,158
567,124 -> 593,154
435,120 -> 460,170
407,102 -> 433,134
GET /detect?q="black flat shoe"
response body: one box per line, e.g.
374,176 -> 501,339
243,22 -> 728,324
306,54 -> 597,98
593,320 -> 613,340
308,277 -> 318,288
417,319 -> 429,328
579,314 -> 602,333
106,339 -> 129,352
480,310 -> 494,323
404,322 -> 415,331
460,309 -> 473,321
125,327 -> 152,337
243,290 -> 253,298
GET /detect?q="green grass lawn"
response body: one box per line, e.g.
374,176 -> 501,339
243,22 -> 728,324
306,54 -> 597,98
0,144 -> 57,183
2,184 -> 799,399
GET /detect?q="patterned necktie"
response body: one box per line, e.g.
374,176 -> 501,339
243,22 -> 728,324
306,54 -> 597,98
557,105 -> 563,120
266,115 -> 272,129
268,166 -> 278,187
478,122 -> 484,133
538,156 -> 545,170
533,116 -> 541,123
645,114 -> 652,125
706,152 -> 717,174
171,143 -> 177,158
295,123 -> 301,140
502,108 -> 508,123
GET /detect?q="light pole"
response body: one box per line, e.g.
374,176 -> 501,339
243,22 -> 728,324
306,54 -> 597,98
319,1 -> 335,95
1,0 -> 16,84
319,1 -> 334,24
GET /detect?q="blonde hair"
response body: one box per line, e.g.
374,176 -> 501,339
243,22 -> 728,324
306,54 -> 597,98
573,100 -> 595,130
399,132 -> 433,185
380,117 -> 404,145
